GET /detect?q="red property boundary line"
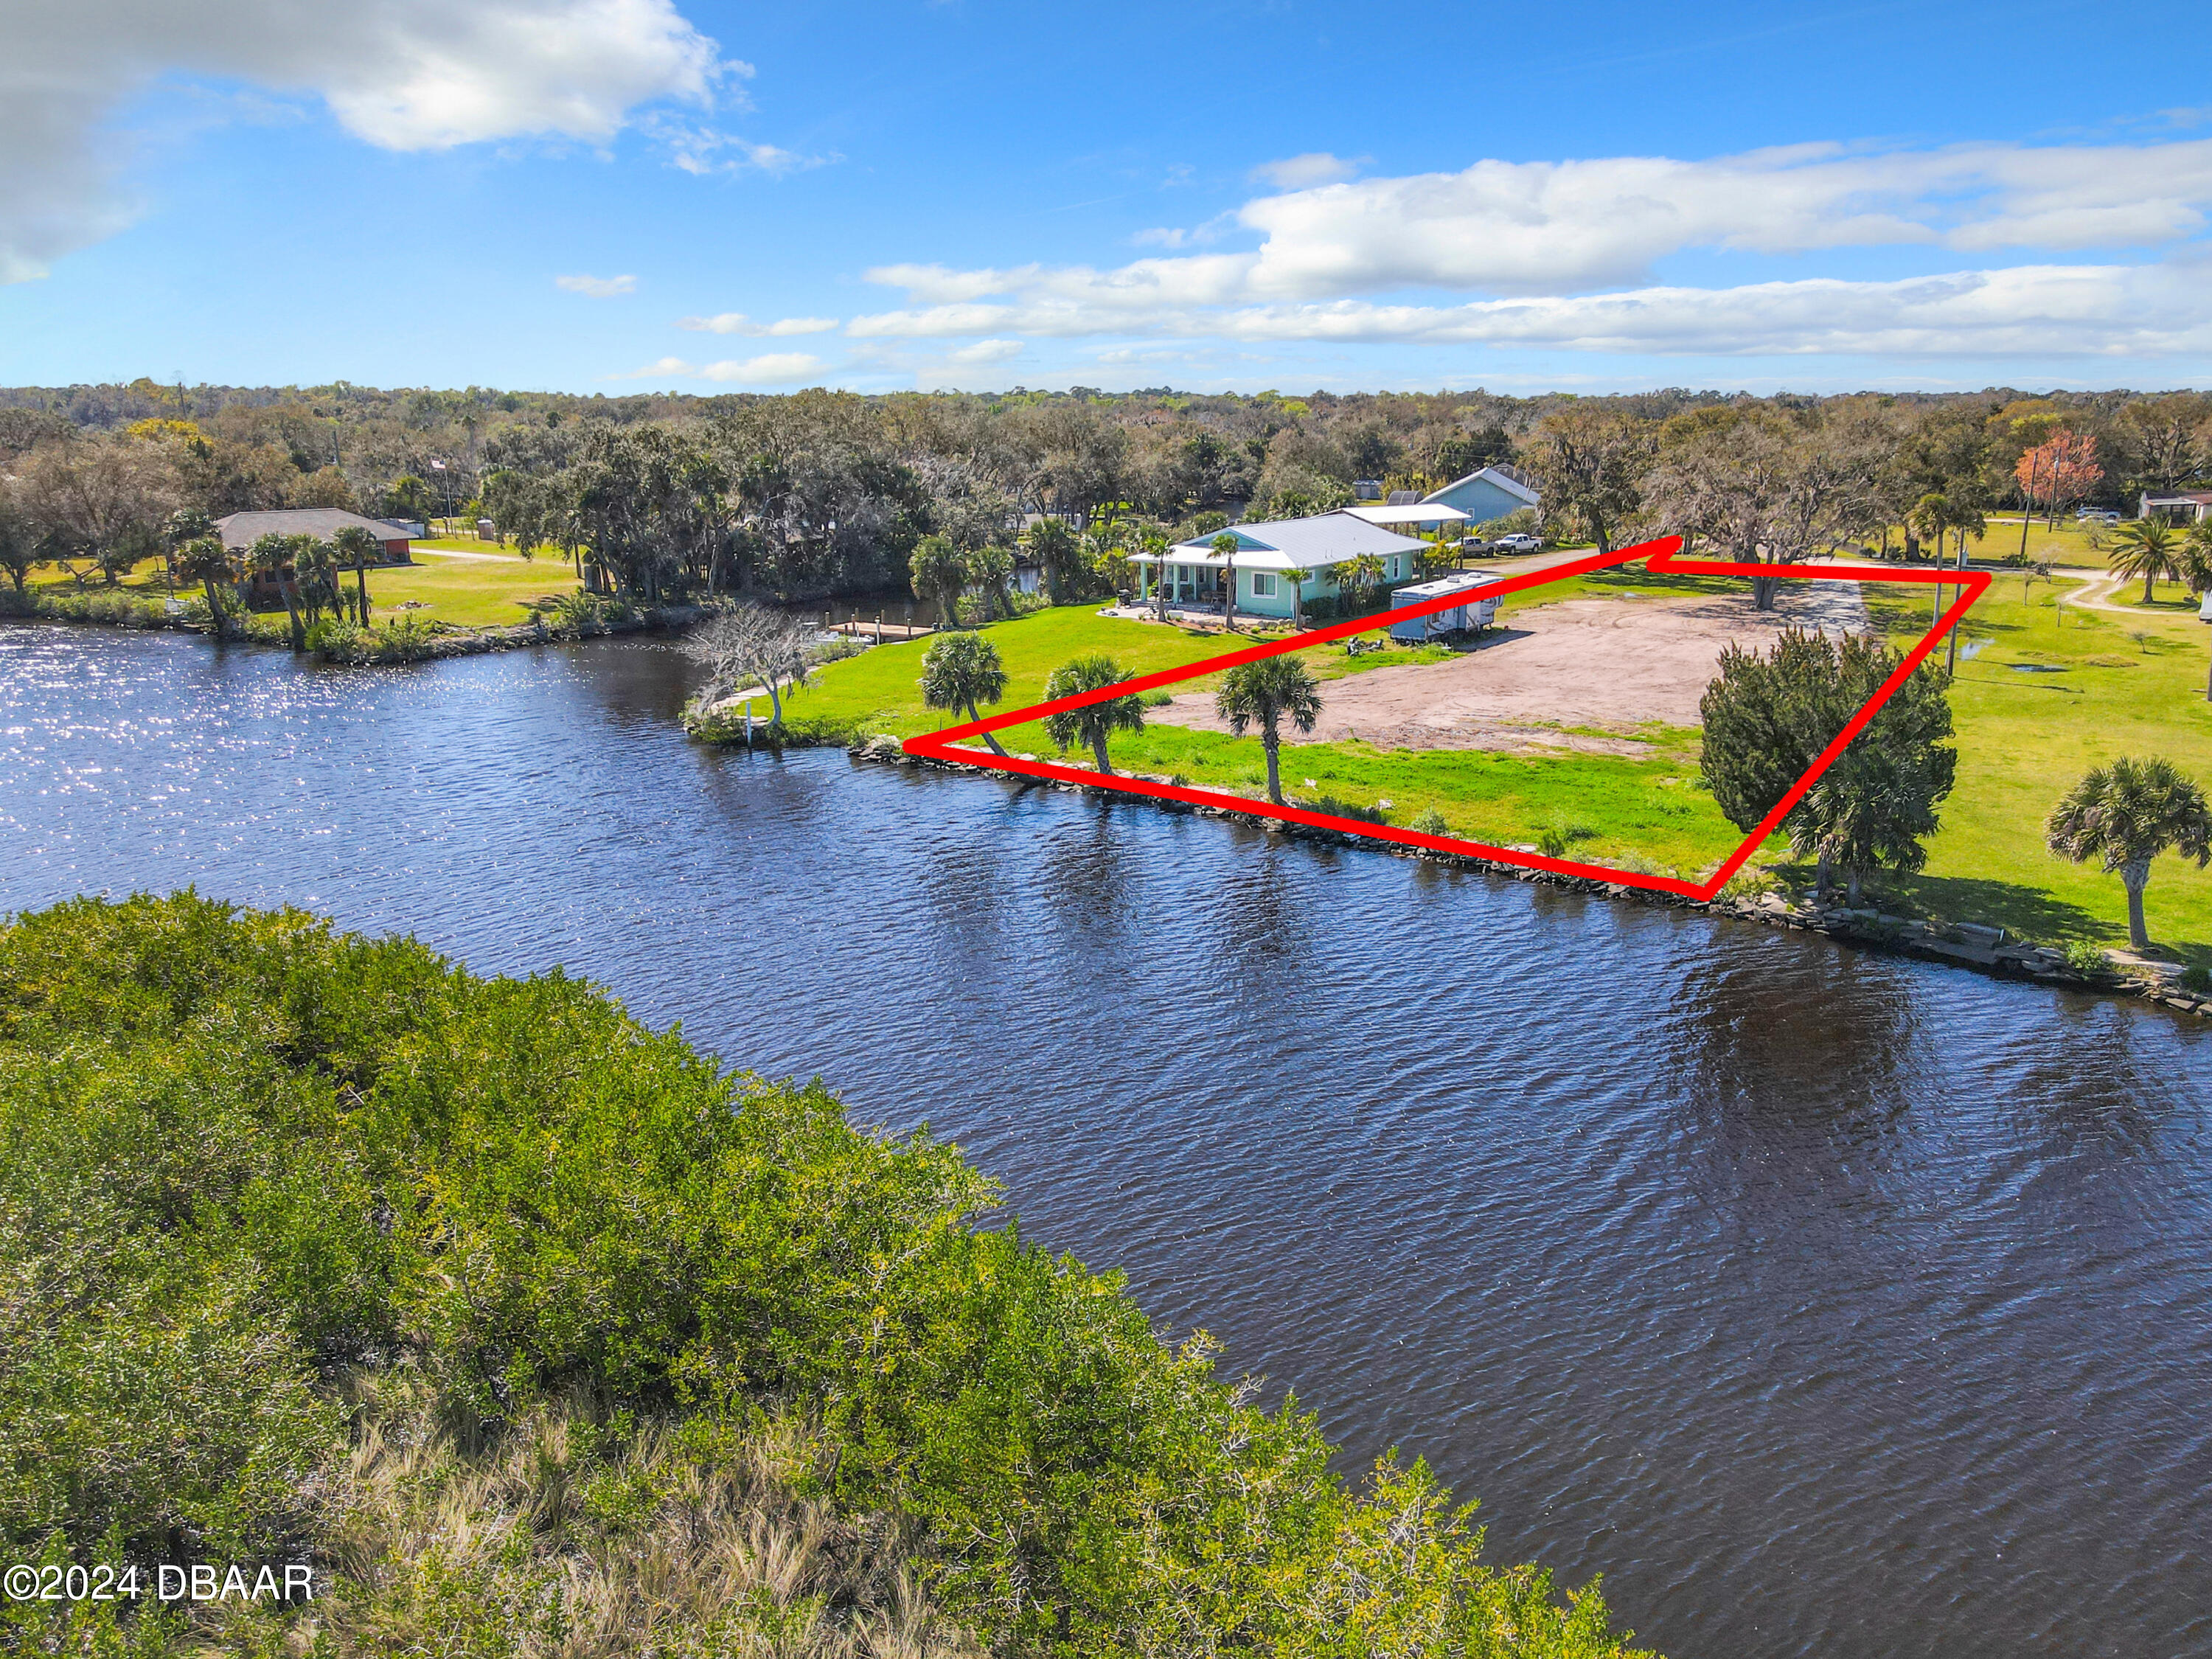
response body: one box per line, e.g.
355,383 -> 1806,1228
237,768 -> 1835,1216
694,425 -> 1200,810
902,534 -> 1991,902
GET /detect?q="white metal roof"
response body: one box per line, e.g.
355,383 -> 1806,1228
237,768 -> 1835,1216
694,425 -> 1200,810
1425,466 -> 1541,509
1345,502 -> 1470,526
1129,509 -> 1427,571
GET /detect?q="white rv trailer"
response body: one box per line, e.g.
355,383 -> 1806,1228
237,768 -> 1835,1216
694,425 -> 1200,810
1387,572 -> 1503,643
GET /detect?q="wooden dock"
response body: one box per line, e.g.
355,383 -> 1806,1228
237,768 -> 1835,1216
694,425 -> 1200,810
822,611 -> 933,643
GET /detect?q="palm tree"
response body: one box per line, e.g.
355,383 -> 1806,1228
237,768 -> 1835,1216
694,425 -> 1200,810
1216,655 -> 1323,805
1211,531 -> 1239,631
909,533 -> 967,630
173,535 -> 235,639
1138,529 -> 1172,622
1283,566 -> 1307,631
249,532 -> 307,651
967,543 -> 1014,622
293,538 -> 339,627
2174,521 -> 2212,599
2045,757 -> 2212,951
332,524 -> 380,625
1329,552 -> 1387,614
2109,519 -> 2177,605
1042,653 -> 1144,774
1026,518 -> 1081,606
919,632 -> 1010,757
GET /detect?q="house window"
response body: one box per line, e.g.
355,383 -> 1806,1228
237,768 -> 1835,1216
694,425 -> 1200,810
1251,571 -> 1276,597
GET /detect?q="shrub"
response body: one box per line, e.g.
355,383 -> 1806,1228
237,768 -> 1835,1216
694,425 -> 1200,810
371,615 -> 437,663
0,896 -> 1647,1659
2183,965 -> 2211,993
1717,868 -> 1783,903
2064,938 -> 2114,974
306,619 -> 366,661
1410,807 -> 1450,835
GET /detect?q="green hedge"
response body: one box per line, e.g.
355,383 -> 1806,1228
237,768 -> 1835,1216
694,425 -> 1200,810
0,894 -> 1649,1658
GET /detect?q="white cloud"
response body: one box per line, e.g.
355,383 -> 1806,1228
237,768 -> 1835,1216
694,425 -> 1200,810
1203,263 -> 2212,357
675,311 -> 838,335
639,116 -> 832,176
841,136 -> 2212,362
4,0 -> 734,280
940,339 -> 1023,366
557,272 -> 636,296
1249,152 -> 1360,189
850,259 -> 2212,360
620,352 -> 826,383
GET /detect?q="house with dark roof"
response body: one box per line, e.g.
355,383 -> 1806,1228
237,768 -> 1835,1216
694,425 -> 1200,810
213,509 -> 417,562
212,509 -> 415,608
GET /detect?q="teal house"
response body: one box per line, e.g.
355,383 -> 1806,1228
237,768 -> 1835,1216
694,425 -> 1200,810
1127,511 -> 1429,622
1422,465 -> 1540,526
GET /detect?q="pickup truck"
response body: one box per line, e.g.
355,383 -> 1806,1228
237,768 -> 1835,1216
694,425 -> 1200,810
1494,532 -> 1543,553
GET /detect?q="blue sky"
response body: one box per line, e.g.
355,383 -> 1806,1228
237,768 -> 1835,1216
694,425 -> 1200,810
6,0 -> 2212,396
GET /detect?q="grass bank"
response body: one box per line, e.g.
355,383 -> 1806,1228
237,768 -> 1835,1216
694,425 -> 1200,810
1854,568 -> 2212,966
27,549 -> 582,633
771,560 -> 2212,963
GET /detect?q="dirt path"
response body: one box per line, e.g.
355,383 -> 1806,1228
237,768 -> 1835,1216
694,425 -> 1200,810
2058,571 -> 2141,616
1151,581 -> 1869,754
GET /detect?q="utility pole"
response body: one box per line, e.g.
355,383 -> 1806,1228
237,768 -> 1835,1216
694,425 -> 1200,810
2017,447 -> 2041,563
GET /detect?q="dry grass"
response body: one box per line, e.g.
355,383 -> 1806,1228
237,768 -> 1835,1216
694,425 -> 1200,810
241,1380 -> 980,1659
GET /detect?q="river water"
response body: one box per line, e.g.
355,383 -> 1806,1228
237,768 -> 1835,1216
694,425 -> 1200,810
3,624 -> 2208,1659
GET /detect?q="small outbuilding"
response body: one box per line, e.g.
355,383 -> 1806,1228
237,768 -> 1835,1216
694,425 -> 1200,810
2141,490 -> 2212,524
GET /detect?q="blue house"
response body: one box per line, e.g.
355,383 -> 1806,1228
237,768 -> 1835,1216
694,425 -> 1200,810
1422,465 -> 1540,526
1127,511 -> 1429,622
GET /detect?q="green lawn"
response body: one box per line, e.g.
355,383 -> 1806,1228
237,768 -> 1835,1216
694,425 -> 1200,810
1851,570 -> 2212,965
29,552 -> 580,632
364,554 -> 579,628
801,571 -> 2212,962
778,605 -> 1248,742
785,600 -> 1759,877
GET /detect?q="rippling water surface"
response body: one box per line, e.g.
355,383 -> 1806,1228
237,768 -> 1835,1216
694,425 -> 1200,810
4,624 -> 2208,1658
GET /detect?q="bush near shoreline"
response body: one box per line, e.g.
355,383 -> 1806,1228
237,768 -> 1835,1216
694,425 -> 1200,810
0,893 -> 1649,1659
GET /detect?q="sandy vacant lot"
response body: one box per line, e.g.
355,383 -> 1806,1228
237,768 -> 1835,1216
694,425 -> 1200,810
1152,581 -> 1869,754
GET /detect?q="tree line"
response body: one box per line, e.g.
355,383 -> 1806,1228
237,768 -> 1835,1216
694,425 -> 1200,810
7,380 -> 2212,611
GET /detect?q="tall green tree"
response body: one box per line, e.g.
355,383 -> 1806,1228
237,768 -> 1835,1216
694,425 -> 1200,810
1136,528 -> 1172,622
1525,405 -> 1655,557
2109,518 -> 2177,604
2045,757 -> 2212,951
919,632 -> 1010,757
1216,656 -> 1324,805
293,538 -> 340,627
966,543 -> 1014,622
1701,628 -> 1957,905
1025,517 -> 1082,605
249,532 -> 307,651
1042,654 -> 1144,774
1211,531 -> 1240,630
908,533 -> 967,629
331,524 -> 380,625
173,536 -> 236,639
0,482 -> 35,594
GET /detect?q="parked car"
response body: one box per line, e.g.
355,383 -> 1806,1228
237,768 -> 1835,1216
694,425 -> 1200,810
2075,507 -> 2121,525
1495,532 -> 1543,553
